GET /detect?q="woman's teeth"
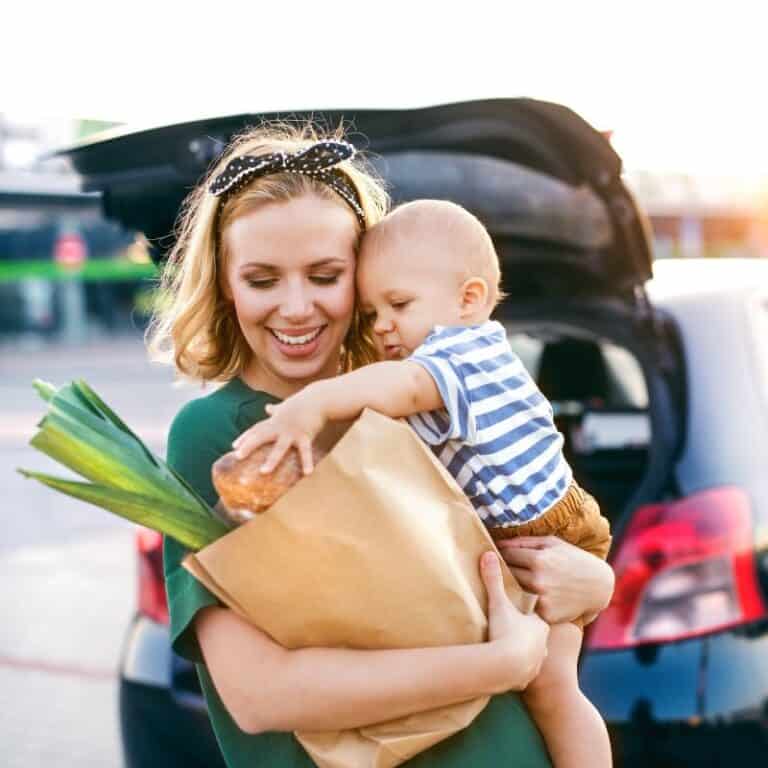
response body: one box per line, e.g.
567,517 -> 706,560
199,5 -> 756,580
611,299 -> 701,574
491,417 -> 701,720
270,328 -> 323,345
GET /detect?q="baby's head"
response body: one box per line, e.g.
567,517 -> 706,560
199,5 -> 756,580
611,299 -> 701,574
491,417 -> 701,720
357,199 -> 502,360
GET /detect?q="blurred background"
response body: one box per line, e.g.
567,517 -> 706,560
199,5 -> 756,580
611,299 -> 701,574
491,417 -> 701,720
1,1 -> 766,766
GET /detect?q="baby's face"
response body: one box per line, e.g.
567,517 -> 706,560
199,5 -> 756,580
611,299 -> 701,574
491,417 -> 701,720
357,235 -> 466,360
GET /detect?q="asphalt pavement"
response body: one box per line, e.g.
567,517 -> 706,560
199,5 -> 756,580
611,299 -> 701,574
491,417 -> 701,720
0,333 -> 205,768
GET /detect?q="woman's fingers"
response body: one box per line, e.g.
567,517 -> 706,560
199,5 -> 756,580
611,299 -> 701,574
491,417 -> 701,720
496,536 -> 555,550
495,543 -> 539,570
480,551 -> 506,606
505,566 -> 537,593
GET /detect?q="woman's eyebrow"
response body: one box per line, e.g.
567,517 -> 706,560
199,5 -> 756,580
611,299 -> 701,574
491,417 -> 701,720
239,258 -> 349,271
239,261 -> 277,271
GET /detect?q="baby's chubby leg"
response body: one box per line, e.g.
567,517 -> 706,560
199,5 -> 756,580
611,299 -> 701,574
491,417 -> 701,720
522,622 -> 612,768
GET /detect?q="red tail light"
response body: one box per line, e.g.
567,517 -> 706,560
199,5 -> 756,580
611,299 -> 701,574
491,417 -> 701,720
137,528 -> 169,625
587,487 -> 766,650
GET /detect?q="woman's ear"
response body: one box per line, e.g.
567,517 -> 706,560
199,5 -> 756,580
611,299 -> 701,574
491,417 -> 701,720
459,277 -> 489,318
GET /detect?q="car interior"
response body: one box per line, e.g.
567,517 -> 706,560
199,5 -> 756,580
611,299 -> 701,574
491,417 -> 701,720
506,331 -> 650,522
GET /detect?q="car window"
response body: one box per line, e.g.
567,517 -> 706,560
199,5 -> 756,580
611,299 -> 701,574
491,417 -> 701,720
602,342 -> 649,409
506,332 -> 649,410
506,332 -> 543,376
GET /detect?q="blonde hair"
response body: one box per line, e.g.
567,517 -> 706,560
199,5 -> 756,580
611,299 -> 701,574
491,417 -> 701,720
146,122 -> 389,382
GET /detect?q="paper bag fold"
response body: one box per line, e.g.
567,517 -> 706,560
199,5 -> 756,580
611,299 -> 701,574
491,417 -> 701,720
183,409 -> 533,768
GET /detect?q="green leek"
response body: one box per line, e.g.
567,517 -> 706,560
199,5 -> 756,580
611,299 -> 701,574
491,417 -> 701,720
19,379 -> 230,551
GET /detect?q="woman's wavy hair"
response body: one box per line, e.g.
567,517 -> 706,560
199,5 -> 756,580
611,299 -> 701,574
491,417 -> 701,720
145,121 -> 389,383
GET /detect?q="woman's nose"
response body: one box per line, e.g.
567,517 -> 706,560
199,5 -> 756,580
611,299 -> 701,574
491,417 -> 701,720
280,282 -> 314,320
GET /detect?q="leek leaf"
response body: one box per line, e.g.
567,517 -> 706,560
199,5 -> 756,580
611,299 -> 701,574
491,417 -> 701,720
18,469 -> 230,550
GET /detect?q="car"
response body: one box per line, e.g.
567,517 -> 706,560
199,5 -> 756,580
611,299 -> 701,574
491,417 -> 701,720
59,98 -> 768,767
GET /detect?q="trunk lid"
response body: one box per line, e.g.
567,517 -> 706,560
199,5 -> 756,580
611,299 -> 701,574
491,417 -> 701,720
58,98 -> 653,299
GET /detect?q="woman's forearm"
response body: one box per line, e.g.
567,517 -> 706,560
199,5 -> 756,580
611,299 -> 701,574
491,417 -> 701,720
196,606 -> 517,735
269,639 -> 512,732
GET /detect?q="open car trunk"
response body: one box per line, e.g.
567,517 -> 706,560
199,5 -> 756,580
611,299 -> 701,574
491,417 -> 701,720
58,97 -> 684,530
500,302 -> 683,532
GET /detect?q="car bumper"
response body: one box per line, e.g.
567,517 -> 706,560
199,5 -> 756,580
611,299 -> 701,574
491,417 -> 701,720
581,625 -> 768,767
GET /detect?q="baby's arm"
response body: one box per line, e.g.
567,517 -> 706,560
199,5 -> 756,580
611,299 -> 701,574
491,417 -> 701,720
232,361 -> 443,472
312,360 -> 444,423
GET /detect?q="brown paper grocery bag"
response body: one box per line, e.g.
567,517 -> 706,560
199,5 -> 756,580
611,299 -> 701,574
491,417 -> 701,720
183,409 -> 536,768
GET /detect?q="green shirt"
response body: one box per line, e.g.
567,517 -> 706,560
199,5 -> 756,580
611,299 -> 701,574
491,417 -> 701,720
163,377 -> 551,768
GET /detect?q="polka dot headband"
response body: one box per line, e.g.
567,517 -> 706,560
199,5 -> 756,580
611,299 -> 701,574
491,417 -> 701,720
209,140 -> 367,228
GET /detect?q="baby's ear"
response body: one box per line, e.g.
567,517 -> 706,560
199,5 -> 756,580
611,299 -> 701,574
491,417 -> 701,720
459,277 -> 489,317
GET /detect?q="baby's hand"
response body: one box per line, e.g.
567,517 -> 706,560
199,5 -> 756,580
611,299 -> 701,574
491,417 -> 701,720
232,398 -> 326,475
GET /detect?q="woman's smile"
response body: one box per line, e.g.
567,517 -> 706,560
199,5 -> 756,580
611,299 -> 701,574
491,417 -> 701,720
267,325 -> 328,357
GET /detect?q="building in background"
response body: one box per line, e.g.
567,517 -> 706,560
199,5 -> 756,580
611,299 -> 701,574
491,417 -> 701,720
625,170 -> 768,260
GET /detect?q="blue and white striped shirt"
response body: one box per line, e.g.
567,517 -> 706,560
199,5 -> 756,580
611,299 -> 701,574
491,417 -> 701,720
407,321 -> 572,527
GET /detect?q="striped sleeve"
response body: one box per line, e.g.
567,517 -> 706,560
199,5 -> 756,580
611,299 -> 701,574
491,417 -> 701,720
408,338 -> 477,445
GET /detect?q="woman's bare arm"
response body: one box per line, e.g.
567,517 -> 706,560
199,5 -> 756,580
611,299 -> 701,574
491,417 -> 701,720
196,552 -> 549,735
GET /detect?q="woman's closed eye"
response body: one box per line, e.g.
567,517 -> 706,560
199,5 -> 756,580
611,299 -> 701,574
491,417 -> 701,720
246,277 -> 277,289
245,273 -> 340,289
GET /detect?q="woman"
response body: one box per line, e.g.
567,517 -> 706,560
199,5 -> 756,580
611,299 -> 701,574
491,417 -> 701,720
149,124 -> 614,767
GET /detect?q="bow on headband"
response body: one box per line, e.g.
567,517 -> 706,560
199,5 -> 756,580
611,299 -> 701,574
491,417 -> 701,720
209,140 -> 366,227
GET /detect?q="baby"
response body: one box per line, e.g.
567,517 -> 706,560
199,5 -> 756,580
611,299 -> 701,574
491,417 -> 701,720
233,199 -> 612,768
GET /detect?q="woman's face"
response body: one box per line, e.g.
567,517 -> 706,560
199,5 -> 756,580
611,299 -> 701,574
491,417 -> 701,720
222,194 -> 359,398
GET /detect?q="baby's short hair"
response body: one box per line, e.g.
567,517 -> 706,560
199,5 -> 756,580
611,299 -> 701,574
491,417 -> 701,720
364,199 -> 503,310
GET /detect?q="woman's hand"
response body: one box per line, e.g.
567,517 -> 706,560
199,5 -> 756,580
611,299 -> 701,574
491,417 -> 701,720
480,551 -> 550,692
232,396 -> 326,474
495,536 -> 615,625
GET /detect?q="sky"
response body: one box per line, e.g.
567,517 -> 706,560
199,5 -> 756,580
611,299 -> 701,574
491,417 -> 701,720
3,0 -> 767,177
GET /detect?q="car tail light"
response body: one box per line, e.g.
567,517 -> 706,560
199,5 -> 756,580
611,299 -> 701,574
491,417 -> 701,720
137,527 -> 169,625
587,487 -> 766,650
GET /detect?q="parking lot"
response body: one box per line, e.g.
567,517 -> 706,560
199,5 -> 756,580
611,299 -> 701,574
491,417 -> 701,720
0,334 -> 202,767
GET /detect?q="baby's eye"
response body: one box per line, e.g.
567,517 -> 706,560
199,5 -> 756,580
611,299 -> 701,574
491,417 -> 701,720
392,300 -> 411,310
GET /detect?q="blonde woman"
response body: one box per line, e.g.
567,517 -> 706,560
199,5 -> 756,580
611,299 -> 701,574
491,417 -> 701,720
149,124 -> 614,768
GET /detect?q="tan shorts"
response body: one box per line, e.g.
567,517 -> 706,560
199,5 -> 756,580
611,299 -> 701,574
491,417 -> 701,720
488,481 -> 612,627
